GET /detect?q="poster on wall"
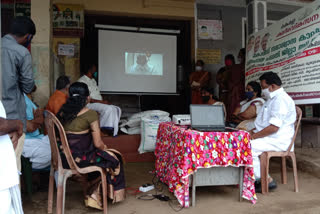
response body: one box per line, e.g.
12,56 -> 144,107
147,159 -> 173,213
198,19 -> 223,40
53,38 -> 80,83
197,49 -> 221,64
246,0 -> 320,104
58,44 -> 75,56
52,4 -> 84,37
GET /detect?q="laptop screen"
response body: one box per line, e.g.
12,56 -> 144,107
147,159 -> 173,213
190,105 -> 225,128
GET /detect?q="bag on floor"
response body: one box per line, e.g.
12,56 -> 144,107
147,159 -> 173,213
120,110 -> 170,129
129,110 -> 169,121
119,117 -> 141,128
138,115 -> 171,154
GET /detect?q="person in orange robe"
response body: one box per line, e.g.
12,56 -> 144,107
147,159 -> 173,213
46,75 -> 70,115
189,60 -> 210,104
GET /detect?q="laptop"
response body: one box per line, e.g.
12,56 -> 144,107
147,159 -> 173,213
190,104 -> 235,132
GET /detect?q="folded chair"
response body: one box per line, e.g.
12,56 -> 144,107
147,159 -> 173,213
44,110 -> 108,214
259,106 -> 302,194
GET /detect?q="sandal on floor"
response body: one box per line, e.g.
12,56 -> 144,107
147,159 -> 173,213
84,197 -> 103,210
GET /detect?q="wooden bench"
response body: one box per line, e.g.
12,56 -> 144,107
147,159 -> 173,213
102,134 -> 155,162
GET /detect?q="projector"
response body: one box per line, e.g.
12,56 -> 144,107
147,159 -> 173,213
172,115 -> 191,125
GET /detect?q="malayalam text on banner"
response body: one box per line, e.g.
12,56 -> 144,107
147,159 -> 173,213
245,0 -> 320,104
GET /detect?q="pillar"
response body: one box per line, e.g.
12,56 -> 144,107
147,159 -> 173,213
246,0 -> 267,35
31,0 -> 52,107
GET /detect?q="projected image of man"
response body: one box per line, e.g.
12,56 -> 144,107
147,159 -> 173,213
130,54 -> 155,75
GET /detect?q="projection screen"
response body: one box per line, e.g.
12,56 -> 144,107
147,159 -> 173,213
98,29 -> 177,94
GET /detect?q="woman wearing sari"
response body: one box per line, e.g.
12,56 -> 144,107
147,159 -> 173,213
57,82 -> 125,210
229,81 -> 264,130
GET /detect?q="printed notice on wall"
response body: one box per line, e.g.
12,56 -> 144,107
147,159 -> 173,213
58,44 -> 75,56
197,49 -> 221,64
245,1 -> 320,104
198,19 -> 223,40
52,4 -> 84,37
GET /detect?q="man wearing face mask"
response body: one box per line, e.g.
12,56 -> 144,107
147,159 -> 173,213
78,64 -> 107,104
189,60 -> 210,104
78,63 -> 121,136
2,16 -> 36,171
250,72 -> 296,192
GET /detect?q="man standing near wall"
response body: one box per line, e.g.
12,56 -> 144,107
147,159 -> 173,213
1,16 -> 36,171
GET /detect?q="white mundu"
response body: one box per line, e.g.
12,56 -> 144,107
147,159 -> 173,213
78,75 -> 121,136
0,102 -> 19,191
251,87 -> 296,179
87,103 -> 121,136
23,135 -> 51,169
0,101 -> 23,214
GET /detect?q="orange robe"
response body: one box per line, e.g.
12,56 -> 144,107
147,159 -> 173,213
46,90 -> 68,115
189,71 -> 210,104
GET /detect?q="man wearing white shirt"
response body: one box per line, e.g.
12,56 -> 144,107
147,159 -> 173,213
250,72 -> 296,192
78,64 -> 108,104
78,64 -> 121,136
0,101 -> 24,214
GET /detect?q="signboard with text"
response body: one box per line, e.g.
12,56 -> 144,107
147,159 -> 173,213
52,4 -> 84,37
197,49 -> 221,64
246,0 -> 320,104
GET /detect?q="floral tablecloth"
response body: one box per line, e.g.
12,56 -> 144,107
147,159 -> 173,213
154,122 -> 257,207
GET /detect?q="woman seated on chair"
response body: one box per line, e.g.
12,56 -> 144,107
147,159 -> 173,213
201,87 -> 227,120
229,81 -> 264,130
57,82 -> 125,210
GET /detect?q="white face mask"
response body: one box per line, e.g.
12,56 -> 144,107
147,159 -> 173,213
262,87 -> 271,100
195,66 -> 202,71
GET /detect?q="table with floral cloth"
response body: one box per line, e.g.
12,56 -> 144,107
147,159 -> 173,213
154,122 -> 257,207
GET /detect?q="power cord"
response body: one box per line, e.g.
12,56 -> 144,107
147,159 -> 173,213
168,198 -> 184,212
126,187 -> 140,196
152,174 -> 163,194
135,174 -> 184,212
137,193 -> 155,200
